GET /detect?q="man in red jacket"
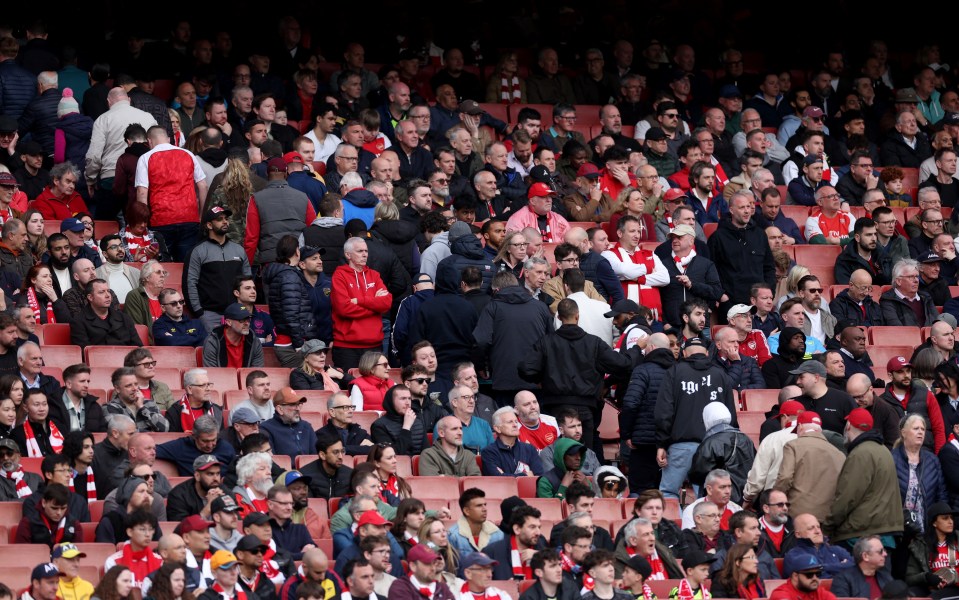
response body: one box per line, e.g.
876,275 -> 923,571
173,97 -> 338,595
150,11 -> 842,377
331,237 -> 392,371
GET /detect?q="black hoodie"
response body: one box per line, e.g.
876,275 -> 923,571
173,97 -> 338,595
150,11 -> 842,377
370,386 -> 426,455
198,147 -> 228,169
370,219 -> 419,278
621,347 -> 675,446
654,353 -> 738,447
408,270 -> 481,380
435,230 -> 496,293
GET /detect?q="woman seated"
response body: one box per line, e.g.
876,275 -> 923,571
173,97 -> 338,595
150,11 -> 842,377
289,339 -> 351,391
493,231 -> 528,279
349,351 -> 394,411
368,443 -> 412,507
710,542 -> 767,599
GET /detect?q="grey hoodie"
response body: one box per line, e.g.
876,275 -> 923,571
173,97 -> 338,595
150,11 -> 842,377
419,230 -> 450,279
209,526 -> 243,553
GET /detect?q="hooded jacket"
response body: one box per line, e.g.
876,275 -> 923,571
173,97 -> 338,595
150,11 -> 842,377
342,188 -> 378,228
420,230 -> 451,280
371,219 -> 420,278
436,223 -> 496,293
761,327 -> 806,388
519,323 -> 636,407
707,214 -> 777,306
824,429 -> 904,541
262,261 -> 316,347
473,286 -> 553,391
197,147 -> 229,183
301,216 -> 345,276
418,438 -> 482,477
655,353 -> 738,447
689,403 -> 757,504
392,288 -> 435,365
371,386 -> 427,455
331,263 -> 392,348
536,438 -> 586,498
54,112 -> 93,175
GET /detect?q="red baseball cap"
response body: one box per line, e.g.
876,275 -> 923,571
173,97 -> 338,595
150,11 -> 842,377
356,510 -> 391,528
663,188 -> 686,202
845,407 -> 874,431
282,151 -> 304,164
576,163 -> 601,179
528,182 -> 557,199
779,400 -> 804,417
797,411 -> 821,426
886,356 -> 911,372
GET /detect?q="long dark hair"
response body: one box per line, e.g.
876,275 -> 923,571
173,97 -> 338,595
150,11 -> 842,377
715,543 -> 763,593
92,565 -> 141,600
147,563 -> 196,600
367,443 -> 412,498
392,497 -> 426,538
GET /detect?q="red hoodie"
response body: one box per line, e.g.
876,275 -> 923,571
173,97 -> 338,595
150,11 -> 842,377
29,187 -> 89,220
331,263 -> 392,348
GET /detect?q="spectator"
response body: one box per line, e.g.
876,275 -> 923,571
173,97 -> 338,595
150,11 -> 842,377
314,391 -> 373,456
688,402 -> 756,505
94,234 -> 140,304
155,415 -> 236,476
152,288 -> 206,347
419,415 -> 481,477
892,414 -> 947,532
260,387 -> 315,457
260,238 -> 317,367
47,363 -> 106,434
166,454 -> 226,522
122,260 -> 168,336
774,409 -> 845,522
70,279 -> 141,347
10,388 -> 63,457
371,386 -> 425,457
96,479 -> 157,544
300,432 -> 353,500
786,513 -> 854,579
0,217 -> 33,281
103,366 -> 169,432
231,451 -> 274,518
880,258 -> 938,326
91,414 -> 136,497
331,236 -> 392,371
244,156 -> 315,266
481,407 -> 544,478
30,161 -> 88,219
167,368 -> 225,433
349,351 -> 394,411
202,303 -> 264,368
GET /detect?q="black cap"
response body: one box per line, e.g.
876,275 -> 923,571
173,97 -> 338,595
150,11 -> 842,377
202,205 -> 233,223
235,534 -> 269,553
243,512 -> 270,528
928,502 -> 958,523
623,555 -> 652,578
919,251 -> 943,264
0,115 -> 16,133
681,337 -> 707,350
604,299 -> 641,318
683,549 -> 717,568
18,140 -> 43,156
529,165 -> 552,183
299,246 -> 325,260
646,127 -> 667,141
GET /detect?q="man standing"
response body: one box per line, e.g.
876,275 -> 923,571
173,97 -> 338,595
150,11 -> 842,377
135,125 -> 208,260
847,373 -> 900,447
775,410 -> 846,521
602,215 -> 669,321
791,360 -> 856,434
709,191 -> 775,320
244,157 -> 316,266
331,237 -> 392,371
656,339 -> 737,499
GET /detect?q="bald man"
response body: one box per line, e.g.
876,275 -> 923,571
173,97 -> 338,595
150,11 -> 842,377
846,373 -> 899,447
563,227 -> 624,303
419,415 -> 482,477
829,269 -> 882,326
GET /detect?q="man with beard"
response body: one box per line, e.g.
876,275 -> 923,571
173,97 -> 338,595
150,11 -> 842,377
232,451 -> 273,518
846,373 -> 900,447
275,471 -> 323,539
209,495 -> 243,553
758,489 -> 796,558
95,234 -> 141,303
258,388 -> 314,456
835,218 -> 891,286
96,476 -> 157,544
45,233 -> 74,295
762,326 -> 808,389
790,361 -> 856,435
166,454 -> 227,522
836,323 -> 875,382
770,552 -> 838,600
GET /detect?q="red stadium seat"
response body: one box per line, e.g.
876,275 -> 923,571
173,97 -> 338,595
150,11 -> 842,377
197,368 -> 243,392
147,346 -> 199,368
870,326 -> 921,347
296,455 -> 319,469
740,389 -> 780,413
793,245 -> 841,268
0,502 -> 22,528
85,346 -> 138,367
738,412 -> 768,437
869,346 -> 916,371
592,498 -> 626,521
518,476 -> 538,498
42,345 -> 83,369
238,367 -> 291,390
135,324 -> 150,345
460,477 -> 518,499
38,323 -> 71,345
524,498 -> 564,521
407,477 -> 460,499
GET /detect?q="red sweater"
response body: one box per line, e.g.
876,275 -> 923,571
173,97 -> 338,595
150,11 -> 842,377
30,187 -> 89,220
331,264 -> 392,348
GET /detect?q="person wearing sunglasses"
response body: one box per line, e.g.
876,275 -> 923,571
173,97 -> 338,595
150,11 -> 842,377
233,534 -> 277,598
151,288 -> 207,348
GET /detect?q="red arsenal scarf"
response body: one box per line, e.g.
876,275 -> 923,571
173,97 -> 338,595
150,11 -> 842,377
68,466 -> 96,502
26,287 -> 55,324
23,420 -> 63,457
2,465 -> 32,498
177,393 -> 214,433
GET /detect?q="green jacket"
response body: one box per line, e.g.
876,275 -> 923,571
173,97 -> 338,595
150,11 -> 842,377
536,438 -> 585,499
823,430 -> 904,542
331,496 -> 441,532
122,286 -> 154,341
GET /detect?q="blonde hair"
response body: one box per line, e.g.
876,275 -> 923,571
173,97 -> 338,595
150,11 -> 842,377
785,265 -> 810,295
374,201 -> 399,221
216,158 -> 254,216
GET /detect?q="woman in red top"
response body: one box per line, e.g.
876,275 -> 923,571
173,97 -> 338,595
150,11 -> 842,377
711,543 -> 767,599
29,162 -> 89,220
348,351 -> 395,411
609,187 -> 657,242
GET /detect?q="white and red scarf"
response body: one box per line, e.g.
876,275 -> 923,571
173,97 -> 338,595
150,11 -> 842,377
68,466 -> 97,502
672,249 -> 696,274
560,550 -> 594,591
380,474 -> 399,499
2,466 -> 32,498
212,582 -> 247,600
674,578 -> 710,600
510,535 -> 533,580
40,512 -> 66,545
26,287 -> 55,324
121,541 -> 163,589
260,538 -> 284,584
177,394 -> 214,432
461,581 -> 507,600
499,76 -> 522,104
404,531 -> 419,547
23,420 -> 63,457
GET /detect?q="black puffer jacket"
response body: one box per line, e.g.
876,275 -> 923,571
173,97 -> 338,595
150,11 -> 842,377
473,286 -> 552,391
621,348 -> 675,446
18,87 -> 61,155
302,217 -> 345,276
834,240 -> 892,286
261,261 -> 315,347
830,289 -> 884,326
0,58 -> 37,119
436,230 -> 496,293
689,420 -> 757,505
371,219 -> 420,278
370,386 -> 426,455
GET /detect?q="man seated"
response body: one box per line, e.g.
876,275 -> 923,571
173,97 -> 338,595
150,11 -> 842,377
300,432 -> 353,500
166,454 -> 227,522
166,368 -> 225,433
879,258 -> 938,326
419,415 -> 481,477
232,534 -> 278,597
47,363 -> 106,434
334,508 -> 405,577
785,513 -> 854,579
536,437 -> 587,499
231,452 -> 274,518
787,154 -> 829,207
70,279 -> 142,348
103,367 -> 170,432
266,484 -> 314,560
370,386 -> 427,457
805,185 -> 854,245
102,509 -> 163,589
831,269 -> 883,326
152,288 -> 207,347
506,182 -> 570,243
461,551 -> 515,600
96,478 -> 157,544
202,302 -> 265,368
15,483 -> 84,547
613,517 -> 683,579
230,370 -> 275,423
52,542 -> 95,600
447,488 -> 504,557
753,186 -> 803,243
259,387 -> 315,457
725,304 -> 772,366
224,406 -> 262,452
315,391 -> 373,456
484,505 -> 548,580
680,500 -> 724,556
708,510 -> 781,579
830,535 -> 893,598
11,389 -> 64,457
21,454 -> 91,523
17,342 -> 61,401
521,549 -> 582,600
767,299 -> 826,357
156,415 -> 236,476
835,218 -> 890,285
52,258 -> 121,323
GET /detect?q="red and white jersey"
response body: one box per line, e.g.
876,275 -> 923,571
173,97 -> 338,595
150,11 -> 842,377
518,414 -> 560,450
739,330 -> 772,366
601,243 -> 669,320
805,209 -> 855,242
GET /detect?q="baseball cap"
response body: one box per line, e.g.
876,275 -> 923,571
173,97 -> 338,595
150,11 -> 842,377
668,224 -> 696,238
283,151 -> 304,164
682,337 -> 707,351
407,544 -> 440,563
887,356 -> 911,372
845,407 -> 874,431
0,438 -> 21,453
718,85 -> 743,99
299,245 -> 325,260
31,563 -> 62,581
211,495 -> 241,514
788,360 -> 827,377
576,163 -> 601,179
229,406 -> 261,426
529,165 -> 553,183
797,411 -> 822,426
193,455 -> 224,472
18,140 -> 43,156
528,182 -> 557,199
802,106 -> 824,119
175,515 -> 214,535
458,100 -> 484,116
276,470 -> 312,488
663,188 -> 686,202
273,387 -> 306,406
779,400 -> 805,417
666,69 -> 689,84
223,303 -> 252,321
604,299 -> 641,318
726,304 -> 757,320
51,543 -> 86,560
202,205 -> 233,223
623,555 -> 652,578
267,157 -> 288,173
300,339 -> 328,355
460,552 -> 499,569
783,551 -> 823,576
357,510 -> 391,528
645,127 -> 667,142
683,549 -> 717,568
803,153 -> 824,166
210,550 -> 239,571
243,512 -> 270,528
60,218 -> 86,233
235,534 -> 269,553
944,112 -> 959,126
919,251 -> 943,263
895,89 -> 920,104
0,172 -> 16,187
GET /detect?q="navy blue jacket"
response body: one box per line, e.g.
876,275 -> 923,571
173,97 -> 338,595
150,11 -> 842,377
483,535 -> 547,580
830,289 -> 884,327
685,190 -> 728,225
306,273 -> 333,345
831,564 -> 892,598
409,279 -> 480,382
316,422 -> 372,456
333,527 -> 404,576
260,414 -> 318,458
840,349 -> 876,383
753,208 -> 805,243
481,437 -> 544,477
56,113 -> 93,176
262,262 -> 316,348
483,164 -> 528,207
893,445 -> 947,518
392,288 -> 434,365
621,348 -> 674,446
0,58 -> 37,119
436,231 -> 496,293
152,314 -> 207,347
783,538 -> 855,579
156,437 -> 236,475
712,354 -> 766,392
18,87 -> 60,155
287,171 -> 327,212
396,145 -> 433,181
578,251 -> 624,303
270,517 -> 314,560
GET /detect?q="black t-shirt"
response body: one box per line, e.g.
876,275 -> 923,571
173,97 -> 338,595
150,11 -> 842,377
801,387 -> 857,434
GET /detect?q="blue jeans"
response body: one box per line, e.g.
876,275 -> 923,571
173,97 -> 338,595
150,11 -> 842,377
659,441 -> 699,499
154,222 -> 201,262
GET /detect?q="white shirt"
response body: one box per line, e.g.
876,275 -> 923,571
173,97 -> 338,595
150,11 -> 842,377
556,291 -> 614,346
601,247 -> 670,286
102,262 -> 135,303
305,130 -> 342,164
52,267 -> 71,297
507,150 -> 533,178
805,309 -> 825,343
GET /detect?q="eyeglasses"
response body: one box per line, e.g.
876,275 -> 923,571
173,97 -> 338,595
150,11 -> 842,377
106,244 -> 122,251
432,177 -> 449,184
558,115 -> 577,121
162,300 -> 186,306
924,219 -> 945,225
818,193 -> 841,201
190,383 -> 214,388
855,163 -> 874,169
406,378 -> 430,384
767,501 -> 791,508
340,155 -> 359,161
137,361 -> 157,368
375,361 -> 390,367
559,257 -> 580,264
457,394 -> 476,401
699,513 -> 721,519
510,242 -> 529,247
246,548 -> 266,555
331,405 -> 354,410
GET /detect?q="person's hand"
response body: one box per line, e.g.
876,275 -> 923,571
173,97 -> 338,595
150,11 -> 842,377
941,246 -> 957,261
360,439 -> 374,446
676,274 -> 692,289
87,183 -> 96,197
302,543 -> 316,551
144,245 -> 159,259
656,448 -> 668,468
826,234 -> 842,245
221,122 -> 233,136
327,367 -> 344,380
520,549 -> 537,563
571,470 -> 587,482
6,132 -> 17,155
205,487 -> 224,505
720,294 -> 729,303
727,348 -> 740,362
783,235 -> 797,245
133,389 -> 146,410
375,289 -> 388,297
37,282 -> 57,301
561,470 -> 577,487
865,171 -> 879,190
402,408 -> 416,430
436,507 -> 452,519
589,183 -> 602,202
840,201 -> 851,213
651,180 -> 663,198
625,440 -> 635,449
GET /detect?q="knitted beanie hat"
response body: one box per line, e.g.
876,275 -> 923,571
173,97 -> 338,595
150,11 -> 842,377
58,88 -> 79,118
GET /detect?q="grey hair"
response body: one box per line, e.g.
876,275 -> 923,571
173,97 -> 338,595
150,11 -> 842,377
892,258 -> 919,280
236,451 -> 272,485
333,143 -> 353,159
448,385 -> 470,405
523,255 -> 549,271
37,71 -> 57,88
343,236 -> 367,256
340,172 -> 363,190
693,501 -> 718,517
349,494 -> 378,517
326,391 -> 349,411
704,469 -> 731,486
624,517 -> 652,540
231,85 -> 252,102
192,415 -> 219,437
852,535 -> 882,565
751,168 -> 772,186
491,406 -> 516,428
17,341 -> 40,361
918,187 -> 941,204
566,511 -> 590,526
182,368 -> 208,387
729,190 -> 753,206
106,413 -> 135,434
139,260 -> 161,285
367,180 -> 390,194
2,218 -> 24,239
50,161 -> 79,181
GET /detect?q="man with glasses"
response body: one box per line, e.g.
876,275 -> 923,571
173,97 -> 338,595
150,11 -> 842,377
543,244 -> 604,311
260,387 -> 315,457
152,287 -> 206,347
95,233 -> 140,303
880,258 -> 939,326
880,110 -> 932,169
445,384 -> 494,454
797,274 -> 835,343
835,150 -> 879,205
831,269 -> 883,327
202,302 -> 264,369
316,391 -> 373,456
846,373 -> 900,448
541,103 -> 587,156
21,455 -> 91,525
167,454 -> 227,522
266,485 -> 314,559
831,535 -> 891,598
234,534 -> 278,598
872,205 -> 910,266
906,188 -> 952,240
804,184 -> 854,245
757,489 -> 796,558
167,368 -> 225,433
